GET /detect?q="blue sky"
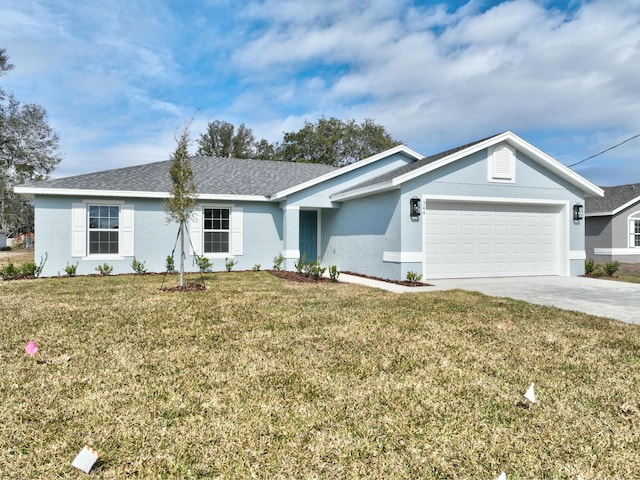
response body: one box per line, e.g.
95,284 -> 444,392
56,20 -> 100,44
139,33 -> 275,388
1,0 -> 639,186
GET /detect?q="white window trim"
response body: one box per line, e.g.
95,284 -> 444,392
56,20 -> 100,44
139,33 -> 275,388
628,211 -> 640,248
191,204 -> 243,258
71,200 -> 133,260
487,143 -> 516,183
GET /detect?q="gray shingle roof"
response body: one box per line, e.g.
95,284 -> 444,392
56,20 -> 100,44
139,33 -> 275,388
586,182 -> 640,214
337,133 -> 503,194
19,157 -> 338,197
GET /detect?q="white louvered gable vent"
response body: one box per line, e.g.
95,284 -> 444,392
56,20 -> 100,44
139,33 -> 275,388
488,144 -> 516,182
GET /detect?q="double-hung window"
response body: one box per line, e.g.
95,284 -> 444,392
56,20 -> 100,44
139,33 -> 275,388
203,207 -> 230,254
88,205 -> 120,254
190,205 -> 243,257
71,202 -> 134,258
631,214 -> 640,248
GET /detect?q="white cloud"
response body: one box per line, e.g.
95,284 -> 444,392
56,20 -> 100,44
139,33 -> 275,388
3,0 -> 640,184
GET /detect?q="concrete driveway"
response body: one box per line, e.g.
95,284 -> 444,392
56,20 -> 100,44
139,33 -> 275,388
340,274 -> 640,325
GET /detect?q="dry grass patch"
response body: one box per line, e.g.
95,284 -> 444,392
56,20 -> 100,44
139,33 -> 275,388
1,273 -> 639,478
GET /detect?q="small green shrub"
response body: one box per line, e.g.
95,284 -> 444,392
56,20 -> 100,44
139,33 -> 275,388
131,257 -> 147,275
166,255 -> 176,274
272,253 -> 284,271
591,264 -> 605,277
195,255 -> 212,273
225,257 -> 238,272
252,264 -> 261,271
64,262 -> 78,277
295,255 -> 308,274
303,260 -> 326,280
1,262 -> 20,280
604,261 -> 619,277
406,271 -> 423,283
0,246 -> 11,251
20,262 -> 37,277
585,258 -> 595,275
329,265 -> 340,282
95,263 -> 113,276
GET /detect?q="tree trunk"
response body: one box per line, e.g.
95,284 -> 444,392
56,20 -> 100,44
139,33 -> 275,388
179,220 -> 185,287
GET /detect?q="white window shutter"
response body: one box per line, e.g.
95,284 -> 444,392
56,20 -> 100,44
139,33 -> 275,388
71,203 -> 86,257
231,207 -> 243,256
189,207 -> 203,256
630,220 -> 636,248
120,204 -> 134,256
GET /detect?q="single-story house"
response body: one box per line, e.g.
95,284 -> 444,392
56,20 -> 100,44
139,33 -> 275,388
14,131 -> 603,280
586,182 -> 640,263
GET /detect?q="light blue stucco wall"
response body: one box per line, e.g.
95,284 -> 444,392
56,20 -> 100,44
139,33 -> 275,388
284,151 -> 414,208
321,190 -> 401,279
323,148 -> 589,280
34,196 -> 284,277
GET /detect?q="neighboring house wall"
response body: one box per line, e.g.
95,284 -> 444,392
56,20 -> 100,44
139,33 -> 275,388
588,204 -> 640,263
586,216 -> 613,263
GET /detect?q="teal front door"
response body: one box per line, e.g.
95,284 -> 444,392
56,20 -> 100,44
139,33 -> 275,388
299,210 -> 317,261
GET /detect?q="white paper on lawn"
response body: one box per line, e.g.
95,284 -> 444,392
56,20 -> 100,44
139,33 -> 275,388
524,383 -> 536,404
496,472 -> 507,480
72,445 -> 100,474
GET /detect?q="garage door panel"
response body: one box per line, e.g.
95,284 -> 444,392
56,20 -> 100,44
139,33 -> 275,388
424,201 -> 560,279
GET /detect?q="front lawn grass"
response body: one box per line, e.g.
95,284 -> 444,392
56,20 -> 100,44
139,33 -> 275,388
1,273 -> 639,478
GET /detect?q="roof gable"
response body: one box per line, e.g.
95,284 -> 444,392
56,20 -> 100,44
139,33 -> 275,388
586,182 -> 640,216
270,144 -> 423,200
332,131 -> 604,201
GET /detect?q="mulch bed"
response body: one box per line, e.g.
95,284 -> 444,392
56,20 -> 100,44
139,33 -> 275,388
267,269 -> 431,287
160,281 -> 207,292
342,271 -> 432,287
267,270 -> 332,283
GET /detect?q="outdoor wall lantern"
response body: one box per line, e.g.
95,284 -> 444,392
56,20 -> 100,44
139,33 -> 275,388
410,197 -> 421,218
573,204 -> 584,221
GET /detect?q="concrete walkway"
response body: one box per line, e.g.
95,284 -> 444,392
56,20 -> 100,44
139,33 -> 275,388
339,274 -> 640,325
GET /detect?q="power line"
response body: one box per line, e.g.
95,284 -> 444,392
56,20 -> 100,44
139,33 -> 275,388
568,133 -> 640,167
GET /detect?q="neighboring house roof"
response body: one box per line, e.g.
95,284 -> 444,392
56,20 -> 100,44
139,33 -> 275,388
586,182 -> 640,216
15,157 -> 338,200
332,131 -> 604,201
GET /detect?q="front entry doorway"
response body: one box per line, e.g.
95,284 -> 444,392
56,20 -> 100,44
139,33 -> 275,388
299,210 -> 318,261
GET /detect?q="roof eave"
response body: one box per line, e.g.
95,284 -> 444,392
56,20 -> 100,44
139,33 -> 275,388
13,186 -> 270,202
331,181 -> 398,201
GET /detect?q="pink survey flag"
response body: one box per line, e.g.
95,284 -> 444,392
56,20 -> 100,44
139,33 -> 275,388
25,340 -> 38,357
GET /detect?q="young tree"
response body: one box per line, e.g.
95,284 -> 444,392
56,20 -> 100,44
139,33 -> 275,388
1,48 -> 61,235
165,125 -> 196,287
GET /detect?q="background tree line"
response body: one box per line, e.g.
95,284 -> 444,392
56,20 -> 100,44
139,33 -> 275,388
195,117 -> 401,167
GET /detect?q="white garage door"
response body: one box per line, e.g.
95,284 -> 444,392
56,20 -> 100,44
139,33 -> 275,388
423,201 -> 560,279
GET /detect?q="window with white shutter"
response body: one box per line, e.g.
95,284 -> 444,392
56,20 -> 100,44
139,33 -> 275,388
71,202 -> 133,258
